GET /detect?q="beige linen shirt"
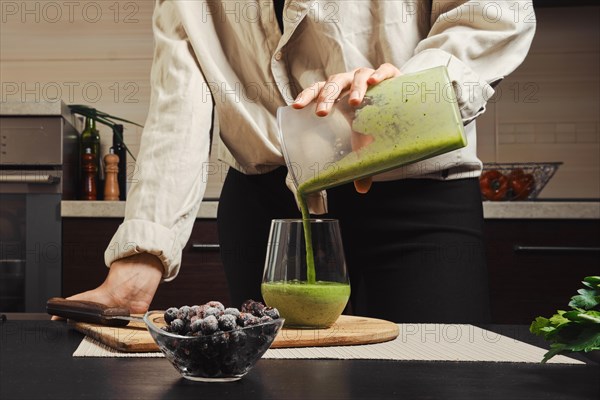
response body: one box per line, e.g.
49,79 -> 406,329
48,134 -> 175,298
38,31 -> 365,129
105,0 -> 536,280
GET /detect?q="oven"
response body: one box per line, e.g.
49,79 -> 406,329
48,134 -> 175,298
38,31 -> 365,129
0,108 -> 78,312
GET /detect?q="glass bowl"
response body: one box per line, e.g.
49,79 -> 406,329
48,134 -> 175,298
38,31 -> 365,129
480,162 -> 562,201
144,310 -> 284,382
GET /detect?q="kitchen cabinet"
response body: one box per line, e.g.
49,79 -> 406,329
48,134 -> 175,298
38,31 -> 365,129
63,216 -> 599,324
62,219 -> 230,309
484,219 -> 600,324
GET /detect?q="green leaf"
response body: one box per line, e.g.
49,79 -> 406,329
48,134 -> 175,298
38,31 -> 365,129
560,327 -> 600,353
563,311 -> 587,322
549,312 -> 570,327
578,311 -> 600,324
532,276 -> 600,362
569,289 -> 600,310
541,343 -> 567,363
584,276 -> 600,286
530,317 -> 551,336
582,281 -> 599,290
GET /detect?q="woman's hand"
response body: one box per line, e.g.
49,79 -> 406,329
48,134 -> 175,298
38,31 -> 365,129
292,63 -> 402,115
292,63 -> 402,193
50,253 -> 163,320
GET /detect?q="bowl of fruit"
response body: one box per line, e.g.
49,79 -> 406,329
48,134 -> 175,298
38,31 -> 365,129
144,300 -> 283,382
479,162 -> 562,201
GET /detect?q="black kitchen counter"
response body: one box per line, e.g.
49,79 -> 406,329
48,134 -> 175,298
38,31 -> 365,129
1,318 -> 598,400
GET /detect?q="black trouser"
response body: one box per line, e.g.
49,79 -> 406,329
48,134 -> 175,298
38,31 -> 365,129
217,167 -> 491,323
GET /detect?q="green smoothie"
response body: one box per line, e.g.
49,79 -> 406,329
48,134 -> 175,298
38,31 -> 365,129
298,194 -> 316,284
262,280 -> 350,328
296,131 -> 462,193
297,66 -> 467,194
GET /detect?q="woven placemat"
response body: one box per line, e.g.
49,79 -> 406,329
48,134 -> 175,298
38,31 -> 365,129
73,324 -> 583,364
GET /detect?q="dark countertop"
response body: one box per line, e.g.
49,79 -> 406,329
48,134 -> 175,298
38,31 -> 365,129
0,317 -> 598,400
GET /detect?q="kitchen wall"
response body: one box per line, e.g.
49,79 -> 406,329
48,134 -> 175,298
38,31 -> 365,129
476,6 -> 600,198
2,2 -> 598,199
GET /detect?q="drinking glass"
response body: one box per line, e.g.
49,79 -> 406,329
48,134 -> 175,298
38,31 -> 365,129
261,219 -> 350,329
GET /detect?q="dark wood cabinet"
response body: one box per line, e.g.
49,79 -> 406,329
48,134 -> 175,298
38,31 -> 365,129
63,216 -> 599,323
62,218 -> 230,310
484,219 -> 600,324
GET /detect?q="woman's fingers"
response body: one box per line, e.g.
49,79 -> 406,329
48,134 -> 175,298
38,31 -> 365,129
292,81 -> 325,109
354,177 -> 373,194
367,63 -> 402,85
314,73 -> 354,116
293,64 -> 400,115
348,67 -> 375,106
293,72 -> 355,116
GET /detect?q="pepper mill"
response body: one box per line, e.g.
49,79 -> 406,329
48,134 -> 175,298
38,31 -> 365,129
82,148 -> 97,200
103,148 -> 120,201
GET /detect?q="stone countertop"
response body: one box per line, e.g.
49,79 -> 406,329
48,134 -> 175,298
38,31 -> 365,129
0,100 -> 76,125
61,200 -> 219,219
482,201 -> 600,219
61,200 -> 600,219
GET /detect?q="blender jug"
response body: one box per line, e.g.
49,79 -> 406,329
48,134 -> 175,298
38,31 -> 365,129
278,66 -> 468,194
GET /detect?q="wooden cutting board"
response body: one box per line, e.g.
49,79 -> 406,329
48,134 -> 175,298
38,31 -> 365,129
70,315 -> 399,353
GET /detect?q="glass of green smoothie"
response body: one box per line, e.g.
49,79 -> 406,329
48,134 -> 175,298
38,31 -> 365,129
261,219 -> 350,329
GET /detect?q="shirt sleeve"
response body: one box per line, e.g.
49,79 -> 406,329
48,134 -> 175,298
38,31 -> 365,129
104,0 -> 212,281
401,0 -> 537,124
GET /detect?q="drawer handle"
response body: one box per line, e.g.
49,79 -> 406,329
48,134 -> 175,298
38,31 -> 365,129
0,174 -> 60,184
514,245 -> 600,254
192,243 -> 220,251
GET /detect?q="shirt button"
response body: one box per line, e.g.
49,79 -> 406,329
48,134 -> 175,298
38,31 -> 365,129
274,51 -> 282,61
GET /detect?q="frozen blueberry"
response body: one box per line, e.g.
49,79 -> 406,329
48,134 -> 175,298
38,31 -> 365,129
177,305 -> 192,321
190,318 -> 203,333
210,332 -> 228,348
190,305 -> 202,317
241,299 -> 256,312
201,315 -> 219,335
237,312 -> 253,327
164,307 -> 178,324
199,340 -> 218,358
241,299 -> 265,317
236,313 -> 246,326
230,330 -> 247,346
218,314 -> 237,331
170,318 -> 185,334
204,306 -> 222,318
258,315 -> 273,324
263,307 -> 280,320
195,305 -> 209,319
224,307 -> 241,318
207,301 -> 225,312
